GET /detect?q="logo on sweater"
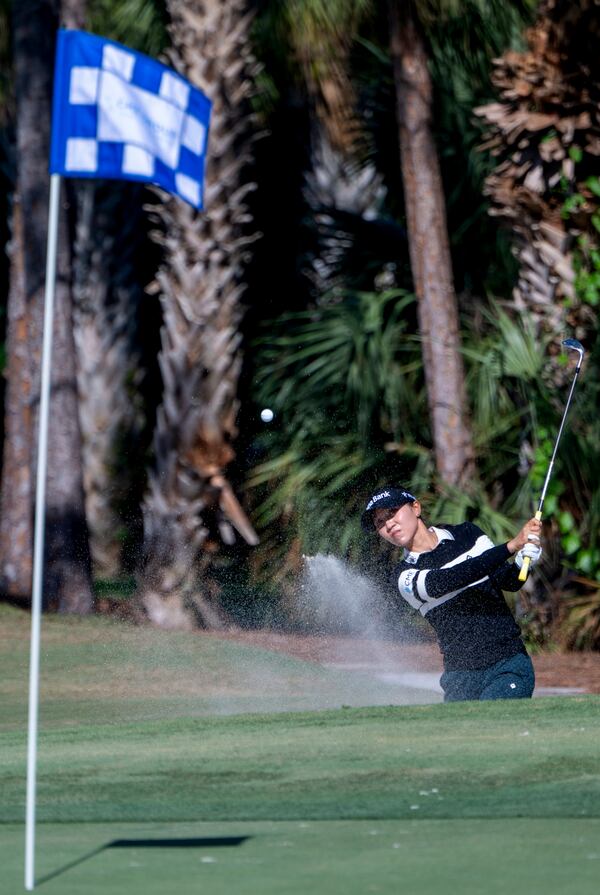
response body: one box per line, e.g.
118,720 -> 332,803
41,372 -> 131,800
398,569 -> 417,597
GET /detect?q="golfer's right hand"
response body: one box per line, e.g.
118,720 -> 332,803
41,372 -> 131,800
515,542 -> 543,569
507,517 -> 542,554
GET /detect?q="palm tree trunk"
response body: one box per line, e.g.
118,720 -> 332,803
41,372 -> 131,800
0,0 -> 56,601
61,0 -> 85,29
72,184 -> 143,580
47,0 -> 94,612
388,0 -> 475,488
45,190 -> 94,613
136,0 -> 259,629
0,191 -> 33,599
0,0 -> 93,611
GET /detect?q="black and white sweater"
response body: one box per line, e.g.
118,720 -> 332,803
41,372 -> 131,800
395,522 -> 525,672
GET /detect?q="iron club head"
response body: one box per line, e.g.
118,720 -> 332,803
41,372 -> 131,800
562,338 -> 584,358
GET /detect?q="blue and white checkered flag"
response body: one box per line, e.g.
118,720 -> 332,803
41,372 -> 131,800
50,30 -> 211,209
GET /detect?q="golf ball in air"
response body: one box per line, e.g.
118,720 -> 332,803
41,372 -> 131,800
260,408 -> 274,423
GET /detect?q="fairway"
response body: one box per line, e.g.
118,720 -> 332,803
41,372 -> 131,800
1,607 -> 599,892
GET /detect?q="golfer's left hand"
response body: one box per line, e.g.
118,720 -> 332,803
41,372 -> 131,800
515,541 -> 543,570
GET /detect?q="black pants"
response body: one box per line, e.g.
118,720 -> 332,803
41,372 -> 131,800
440,653 -> 535,702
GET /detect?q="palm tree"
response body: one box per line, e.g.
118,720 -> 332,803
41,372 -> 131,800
387,0 -> 475,488
0,0 -> 93,611
303,128 -> 392,300
476,0 -> 600,344
247,288 -> 428,578
136,0 -> 259,629
70,1 -> 168,581
62,0 -> 85,28
265,0 -> 476,488
0,167 -> 32,601
474,0 -> 600,640
277,0 -> 372,154
72,184 -> 145,579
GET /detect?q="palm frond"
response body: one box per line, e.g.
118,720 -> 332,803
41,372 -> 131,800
89,0 -> 168,56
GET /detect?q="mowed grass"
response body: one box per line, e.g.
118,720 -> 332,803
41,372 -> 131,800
1,605 -> 599,893
2,819 -> 600,895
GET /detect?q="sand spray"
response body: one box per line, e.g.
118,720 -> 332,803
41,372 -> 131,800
297,553 -> 440,691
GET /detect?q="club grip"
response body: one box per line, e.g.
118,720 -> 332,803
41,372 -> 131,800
518,556 -> 531,582
517,510 -> 543,583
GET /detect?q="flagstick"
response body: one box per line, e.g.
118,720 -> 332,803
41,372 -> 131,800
25,172 -> 61,892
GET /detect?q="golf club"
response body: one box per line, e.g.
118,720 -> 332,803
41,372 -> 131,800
518,338 -> 585,582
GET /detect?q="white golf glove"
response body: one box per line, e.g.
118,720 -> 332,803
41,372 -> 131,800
515,540 -> 543,569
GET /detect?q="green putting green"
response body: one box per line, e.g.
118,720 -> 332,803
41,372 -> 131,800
2,819 -> 600,895
1,606 -> 599,892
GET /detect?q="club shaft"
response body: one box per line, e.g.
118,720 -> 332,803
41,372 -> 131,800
519,346 -> 583,584
537,361 -> 582,515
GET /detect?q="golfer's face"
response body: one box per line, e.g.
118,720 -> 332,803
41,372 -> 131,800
374,502 -> 420,547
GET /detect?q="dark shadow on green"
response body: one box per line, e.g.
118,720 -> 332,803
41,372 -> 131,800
36,836 -> 250,886
36,845 -> 107,887
110,836 -> 250,848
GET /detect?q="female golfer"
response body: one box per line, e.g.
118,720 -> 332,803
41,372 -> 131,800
361,487 -> 542,701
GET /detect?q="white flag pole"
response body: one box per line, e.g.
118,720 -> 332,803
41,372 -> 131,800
25,172 -> 62,892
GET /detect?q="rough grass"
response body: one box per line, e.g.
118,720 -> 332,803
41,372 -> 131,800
1,605 -> 599,893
